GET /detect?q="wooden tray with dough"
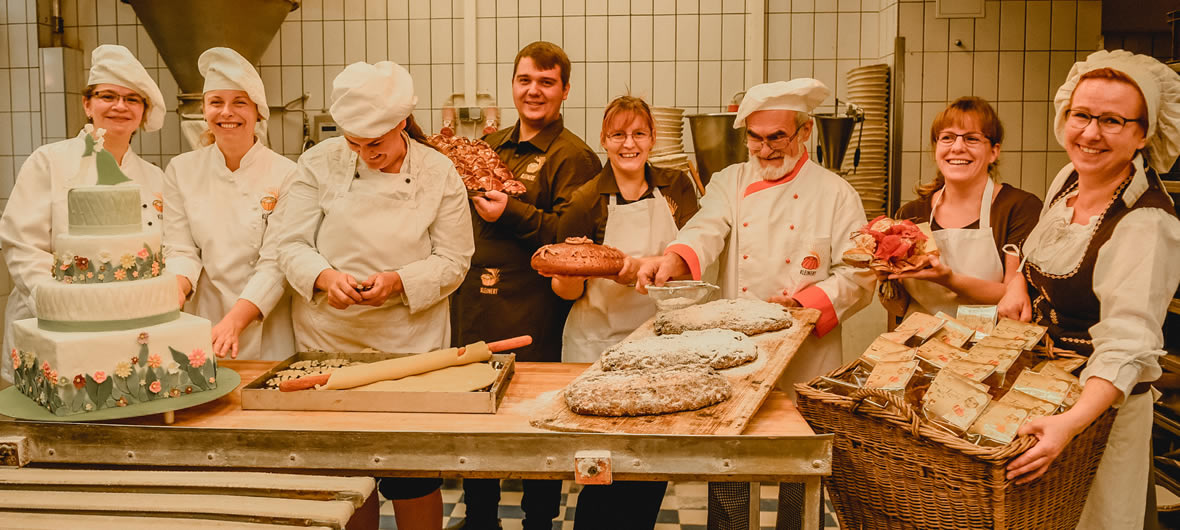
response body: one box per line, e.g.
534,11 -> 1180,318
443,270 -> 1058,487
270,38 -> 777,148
241,351 -> 515,414
530,307 -> 819,435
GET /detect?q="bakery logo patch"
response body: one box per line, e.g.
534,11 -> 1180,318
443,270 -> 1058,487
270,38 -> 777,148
520,156 -> 546,182
152,192 -> 164,220
480,268 -> 500,295
665,195 -> 678,217
799,251 -> 821,276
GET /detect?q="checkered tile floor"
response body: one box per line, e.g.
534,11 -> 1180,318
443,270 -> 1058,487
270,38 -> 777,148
379,479 -> 840,529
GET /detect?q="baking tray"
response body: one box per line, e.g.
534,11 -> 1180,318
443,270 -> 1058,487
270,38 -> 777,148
241,351 -> 515,414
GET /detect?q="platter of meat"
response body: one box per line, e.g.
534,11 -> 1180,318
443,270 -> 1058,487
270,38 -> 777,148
429,134 -> 527,197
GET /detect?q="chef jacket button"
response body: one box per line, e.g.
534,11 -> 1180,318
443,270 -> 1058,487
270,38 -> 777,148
147,221 -> 153,226
141,204 -> 147,208
405,178 -> 411,184
786,258 -> 791,264
741,287 -> 748,292
742,222 -> 749,227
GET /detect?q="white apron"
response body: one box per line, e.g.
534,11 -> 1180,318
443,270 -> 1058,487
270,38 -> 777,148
290,163 -> 450,354
562,188 -> 680,362
903,179 -> 1004,317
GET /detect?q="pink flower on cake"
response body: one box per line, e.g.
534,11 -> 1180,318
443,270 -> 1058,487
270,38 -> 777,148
10,350 -> 20,370
114,362 -> 131,378
151,262 -> 160,276
114,269 -> 126,280
92,371 -> 107,384
59,263 -> 69,271
132,270 -> 139,278
86,271 -> 94,279
48,370 -> 58,385
136,248 -> 149,260
41,361 -> 51,374
72,375 -> 85,389
188,349 -> 207,368
208,377 -> 216,384
149,381 -> 162,394
137,332 -> 149,345
120,254 -> 135,269
147,354 -> 162,368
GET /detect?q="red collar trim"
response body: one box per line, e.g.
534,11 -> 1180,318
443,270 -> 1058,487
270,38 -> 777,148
743,150 -> 809,198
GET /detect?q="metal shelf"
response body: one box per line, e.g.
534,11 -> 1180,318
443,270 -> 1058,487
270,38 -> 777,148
1164,180 -> 1180,195
1158,465 -> 1180,499
1156,410 -> 1180,438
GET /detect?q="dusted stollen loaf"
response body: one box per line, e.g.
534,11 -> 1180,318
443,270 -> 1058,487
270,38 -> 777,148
564,364 -> 733,416
530,237 -> 626,277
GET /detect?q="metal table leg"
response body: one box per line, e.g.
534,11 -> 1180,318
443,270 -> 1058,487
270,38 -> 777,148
802,476 -> 823,530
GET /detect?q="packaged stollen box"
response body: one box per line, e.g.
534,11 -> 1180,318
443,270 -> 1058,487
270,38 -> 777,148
929,312 -> 977,348
1036,356 -> 1087,374
998,388 -> 1058,420
966,401 -> 1030,446
956,305 -> 998,336
915,339 -> 966,369
859,336 -> 916,367
921,369 -> 991,435
992,318 -> 1048,351
893,312 -> 944,342
880,328 -> 918,346
943,358 -> 996,388
974,335 -> 1029,351
962,344 -> 1023,384
864,360 -> 920,396
1011,369 -> 1073,408
1035,362 -> 1084,408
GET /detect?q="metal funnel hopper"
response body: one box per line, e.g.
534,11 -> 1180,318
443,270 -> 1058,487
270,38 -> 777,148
813,114 -> 857,172
122,0 -> 297,112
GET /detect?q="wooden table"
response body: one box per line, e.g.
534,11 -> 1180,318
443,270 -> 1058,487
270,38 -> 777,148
0,360 -> 832,529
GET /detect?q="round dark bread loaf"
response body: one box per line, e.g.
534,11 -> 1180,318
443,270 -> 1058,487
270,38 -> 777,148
530,237 -> 626,277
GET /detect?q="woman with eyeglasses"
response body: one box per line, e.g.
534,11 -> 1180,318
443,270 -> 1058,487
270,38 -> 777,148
547,95 -> 700,528
997,51 -> 1180,528
0,45 -> 166,381
885,97 -> 1042,319
162,47 -> 296,361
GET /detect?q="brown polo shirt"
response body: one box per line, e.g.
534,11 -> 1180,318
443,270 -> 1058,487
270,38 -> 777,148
557,163 -> 700,243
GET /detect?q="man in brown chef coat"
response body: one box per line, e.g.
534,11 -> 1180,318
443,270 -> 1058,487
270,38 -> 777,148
450,41 -> 601,530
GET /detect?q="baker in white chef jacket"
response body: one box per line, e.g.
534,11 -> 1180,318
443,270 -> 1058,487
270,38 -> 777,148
162,47 -> 296,361
0,44 -> 166,381
274,60 -> 474,356
635,78 -> 875,530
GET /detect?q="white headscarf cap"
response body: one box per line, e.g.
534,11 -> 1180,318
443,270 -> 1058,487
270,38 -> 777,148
329,61 -> 417,138
734,78 -> 830,128
87,44 -> 166,132
198,47 -> 269,120
1053,49 -> 1180,173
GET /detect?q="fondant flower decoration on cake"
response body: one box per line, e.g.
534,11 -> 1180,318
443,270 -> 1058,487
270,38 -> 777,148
98,250 -> 113,264
188,348 -> 207,368
120,254 -> 135,269
166,361 -> 180,375
147,353 -> 161,368
169,388 -> 181,397
47,370 -> 58,385
149,381 -> 162,394
10,349 -> 20,370
92,371 -> 107,384
115,362 -> 131,378
113,269 -> 126,281
74,256 -> 89,271
137,332 -> 149,345
151,261 -> 160,277
72,375 -> 85,389
116,396 -> 128,407
41,361 -> 50,374
136,248 -> 149,260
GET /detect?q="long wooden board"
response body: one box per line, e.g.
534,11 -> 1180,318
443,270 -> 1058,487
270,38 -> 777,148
530,307 -> 819,435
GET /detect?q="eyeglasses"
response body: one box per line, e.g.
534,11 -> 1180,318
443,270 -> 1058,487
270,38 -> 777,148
605,130 -> 652,144
746,127 -> 802,150
935,132 -> 990,147
92,91 -> 145,107
1064,109 -> 1145,134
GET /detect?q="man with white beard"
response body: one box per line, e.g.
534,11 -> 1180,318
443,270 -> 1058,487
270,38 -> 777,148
636,78 -> 875,529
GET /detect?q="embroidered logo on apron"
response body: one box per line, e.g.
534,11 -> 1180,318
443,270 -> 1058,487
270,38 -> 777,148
480,268 -> 500,295
800,251 -> 820,276
152,193 -> 164,220
665,194 -> 678,217
520,155 -> 546,182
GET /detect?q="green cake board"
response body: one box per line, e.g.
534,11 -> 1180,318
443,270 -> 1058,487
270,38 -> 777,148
0,368 -> 239,422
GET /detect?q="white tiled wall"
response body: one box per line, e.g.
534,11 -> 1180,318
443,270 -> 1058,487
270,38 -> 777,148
897,0 -> 1101,202
0,0 -> 43,210
52,0 -> 770,166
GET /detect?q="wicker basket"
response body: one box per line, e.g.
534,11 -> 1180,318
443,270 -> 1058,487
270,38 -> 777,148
795,361 -> 1116,530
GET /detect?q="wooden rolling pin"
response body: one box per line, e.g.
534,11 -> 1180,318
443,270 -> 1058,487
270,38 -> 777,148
278,336 -> 532,392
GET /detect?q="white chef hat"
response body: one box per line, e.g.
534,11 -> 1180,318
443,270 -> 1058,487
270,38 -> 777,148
87,44 -> 166,132
734,78 -> 831,128
329,61 -> 417,138
198,47 -> 268,120
1053,49 -> 1180,173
